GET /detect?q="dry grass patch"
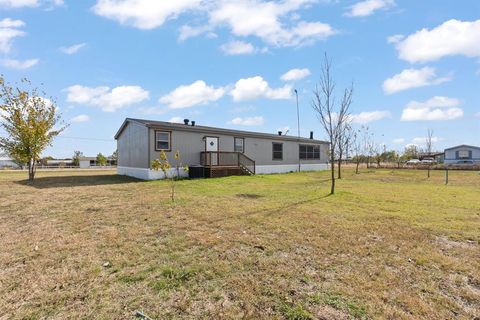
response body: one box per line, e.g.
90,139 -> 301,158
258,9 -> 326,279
0,169 -> 479,319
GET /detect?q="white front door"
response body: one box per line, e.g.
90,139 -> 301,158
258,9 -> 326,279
206,137 -> 219,165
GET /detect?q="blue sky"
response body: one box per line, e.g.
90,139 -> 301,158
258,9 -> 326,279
0,0 -> 479,158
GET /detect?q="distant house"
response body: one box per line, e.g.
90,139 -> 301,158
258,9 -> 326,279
444,145 -> 480,164
45,159 -> 74,167
79,156 -> 116,168
114,118 -> 330,180
0,153 -> 20,169
418,152 -> 445,163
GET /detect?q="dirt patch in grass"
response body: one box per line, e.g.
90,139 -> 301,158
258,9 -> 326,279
0,169 -> 479,319
236,193 -> 264,199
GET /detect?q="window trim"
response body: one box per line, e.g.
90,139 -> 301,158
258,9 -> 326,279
299,144 -> 321,160
154,130 -> 172,152
234,137 -> 245,153
272,142 -> 283,161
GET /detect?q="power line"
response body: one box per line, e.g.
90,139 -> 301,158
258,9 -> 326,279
57,136 -> 113,142
0,134 -> 113,142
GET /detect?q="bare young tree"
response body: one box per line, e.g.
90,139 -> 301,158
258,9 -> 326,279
351,128 -> 362,174
312,54 -> 353,195
363,126 -> 374,169
425,129 -> 434,178
337,123 -> 353,179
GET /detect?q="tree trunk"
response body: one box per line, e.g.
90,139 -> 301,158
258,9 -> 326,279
28,158 -> 35,181
428,166 -> 431,178
337,150 -> 342,179
330,148 -> 335,195
355,161 -> 360,174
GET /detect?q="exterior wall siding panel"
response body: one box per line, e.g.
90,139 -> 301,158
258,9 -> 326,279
116,121 -> 149,168
148,127 -> 329,167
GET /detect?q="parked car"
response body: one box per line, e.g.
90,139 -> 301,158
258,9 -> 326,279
421,158 -> 436,164
406,159 -> 421,165
456,160 -> 474,165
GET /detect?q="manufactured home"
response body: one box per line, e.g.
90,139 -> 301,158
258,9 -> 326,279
444,145 -> 480,165
114,118 -> 329,180
0,153 -> 20,169
78,156 -> 116,168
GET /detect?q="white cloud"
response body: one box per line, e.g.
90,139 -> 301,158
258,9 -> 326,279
382,67 -> 451,94
395,19 -> 480,63
159,80 -> 225,109
350,110 -> 391,124
210,1 -> 336,47
0,18 -> 25,53
412,136 -> 442,144
405,96 -> 461,109
2,58 -> 38,69
230,105 -> 256,113
92,0 -> 202,30
93,0 -> 336,48
0,0 -> 37,8
401,96 -> 464,121
220,40 -> 256,55
70,114 -> 90,123
281,68 -> 311,81
387,34 -> 404,44
392,138 -> 405,144
0,0 -> 63,8
60,43 -> 86,54
228,116 -> 264,126
230,76 -> 292,101
345,0 -> 395,17
66,85 -> 149,112
168,116 -> 184,123
0,18 -> 25,28
179,24 -> 215,41
137,106 -> 167,115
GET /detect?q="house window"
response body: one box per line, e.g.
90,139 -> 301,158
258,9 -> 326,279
272,143 -> 283,160
155,131 -> 171,151
299,145 -> 321,160
458,150 -> 471,159
234,137 -> 244,153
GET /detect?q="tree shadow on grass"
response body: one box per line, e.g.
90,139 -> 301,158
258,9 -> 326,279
245,193 -> 333,217
16,174 -> 142,189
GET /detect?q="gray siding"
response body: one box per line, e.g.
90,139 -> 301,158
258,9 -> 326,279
444,146 -> 480,163
117,121 -> 149,168
148,127 -> 328,167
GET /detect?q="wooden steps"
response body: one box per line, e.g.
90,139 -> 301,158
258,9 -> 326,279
205,166 -> 252,178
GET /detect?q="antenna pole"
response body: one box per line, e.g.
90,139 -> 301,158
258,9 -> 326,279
295,89 -> 301,172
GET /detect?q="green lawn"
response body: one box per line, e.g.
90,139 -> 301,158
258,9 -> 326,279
0,169 -> 479,319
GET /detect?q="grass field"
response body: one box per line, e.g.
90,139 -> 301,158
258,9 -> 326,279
0,168 -> 479,319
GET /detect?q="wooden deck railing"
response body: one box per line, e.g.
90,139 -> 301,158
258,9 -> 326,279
200,151 -> 255,174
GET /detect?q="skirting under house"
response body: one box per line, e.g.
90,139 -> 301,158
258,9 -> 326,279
117,166 -> 189,180
118,164 -> 329,180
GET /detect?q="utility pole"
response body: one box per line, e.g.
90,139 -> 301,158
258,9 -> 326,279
295,89 -> 301,172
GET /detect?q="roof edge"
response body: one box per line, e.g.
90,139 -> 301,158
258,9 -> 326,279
444,144 -> 480,151
114,118 -> 146,140
120,118 -> 329,144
